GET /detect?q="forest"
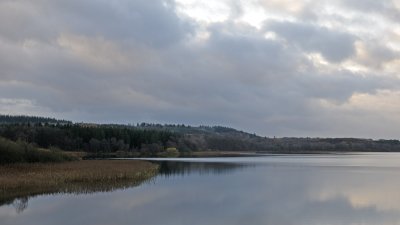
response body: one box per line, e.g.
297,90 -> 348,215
1,114 -> 400,163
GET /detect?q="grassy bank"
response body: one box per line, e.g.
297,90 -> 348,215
0,160 -> 159,206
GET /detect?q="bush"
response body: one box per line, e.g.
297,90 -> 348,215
0,137 -> 76,164
157,147 -> 180,158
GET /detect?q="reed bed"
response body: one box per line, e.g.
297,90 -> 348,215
0,160 -> 159,205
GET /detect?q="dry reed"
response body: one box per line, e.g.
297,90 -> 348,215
0,160 -> 158,205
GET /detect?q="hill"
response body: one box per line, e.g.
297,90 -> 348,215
1,114 -> 400,157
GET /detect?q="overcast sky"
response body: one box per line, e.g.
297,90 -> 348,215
1,0 -> 400,138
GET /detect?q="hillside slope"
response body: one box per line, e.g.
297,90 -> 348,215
1,115 -> 400,155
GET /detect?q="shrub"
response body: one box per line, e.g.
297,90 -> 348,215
157,147 -> 180,158
0,137 -> 76,164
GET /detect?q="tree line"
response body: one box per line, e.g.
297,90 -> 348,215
0,115 -> 72,125
1,115 -> 400,156
0,123 -> 180,156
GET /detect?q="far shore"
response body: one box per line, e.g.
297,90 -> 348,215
84,150 -> 394,160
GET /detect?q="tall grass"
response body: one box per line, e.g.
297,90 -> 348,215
0,160 -> 159,207
0,137 -> 76,164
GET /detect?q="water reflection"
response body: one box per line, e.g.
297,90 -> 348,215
11,198 -> 28,214
1,174 -> 157,214
2,154 -> 400,225
156,161 -> 251,176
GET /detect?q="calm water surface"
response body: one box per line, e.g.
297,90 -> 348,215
2,153 -> 400,225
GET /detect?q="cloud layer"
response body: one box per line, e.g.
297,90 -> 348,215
1,0 -> 400,138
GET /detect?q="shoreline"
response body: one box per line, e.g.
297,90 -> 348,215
83,150 -> 400,160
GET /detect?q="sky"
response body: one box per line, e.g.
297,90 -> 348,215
1,0 -> 400,138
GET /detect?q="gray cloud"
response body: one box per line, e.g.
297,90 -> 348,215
267,21 -> 356,62
0,0 -> 193,46
0,0 -> 400,138
339,0 -> 400,21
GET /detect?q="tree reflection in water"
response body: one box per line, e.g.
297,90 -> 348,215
157,161 -> 253,177
12,197 -> 28,214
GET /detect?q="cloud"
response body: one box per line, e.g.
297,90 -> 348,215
353,41 -> 399,69
338,0 -> 400,21
0,0 -> 399,137
267,21 -> 356,62
0,98 -> 49,116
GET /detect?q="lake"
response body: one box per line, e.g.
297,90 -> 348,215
2,153 -> 400,225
